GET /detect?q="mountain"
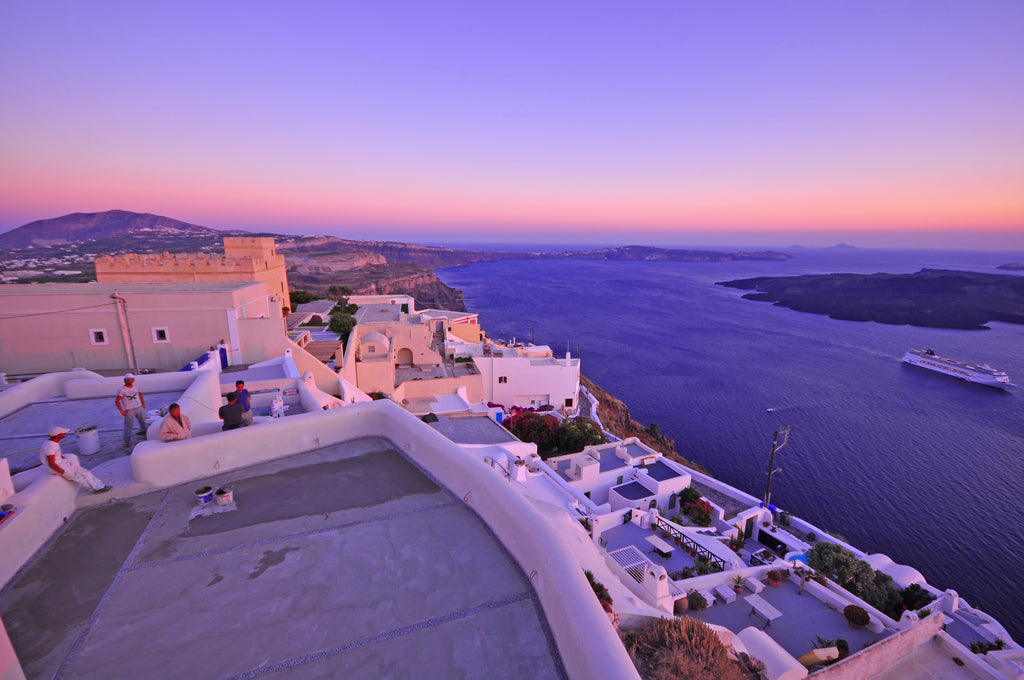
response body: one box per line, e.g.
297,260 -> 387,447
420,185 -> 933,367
0,210 -> 228,249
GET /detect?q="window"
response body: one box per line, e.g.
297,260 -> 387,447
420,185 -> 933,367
89,329 -> 108,346
498,376 -> 507,384
151,327 -> 170,343
616,476 -> 623,485
565,398 -> 573,407
367,346 -> 376,353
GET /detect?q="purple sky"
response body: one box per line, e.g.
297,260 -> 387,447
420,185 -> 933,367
1,2 -> 1022,248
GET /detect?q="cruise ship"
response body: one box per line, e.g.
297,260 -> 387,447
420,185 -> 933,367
902,348 -> 1014,389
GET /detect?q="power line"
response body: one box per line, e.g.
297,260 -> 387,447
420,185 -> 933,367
0,302 -> 115,321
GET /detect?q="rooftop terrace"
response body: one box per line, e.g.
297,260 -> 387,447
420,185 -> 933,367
0,437 -> 566,680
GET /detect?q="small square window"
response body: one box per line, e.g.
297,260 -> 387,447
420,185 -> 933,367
498,376 -> 507,384
152,327 -> 170,343
89,329 -> 108,346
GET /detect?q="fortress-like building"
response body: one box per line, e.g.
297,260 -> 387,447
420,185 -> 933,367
95,236 -> 289,305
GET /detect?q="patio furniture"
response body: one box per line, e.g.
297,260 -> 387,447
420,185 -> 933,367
744,576 -> 765,593
715,584 -> 737,604
646,534 -> 675,559
699,588 -> 716,608
745,593 -> 783,628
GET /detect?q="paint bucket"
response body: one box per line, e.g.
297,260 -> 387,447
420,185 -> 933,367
195,486 -> 214,506
215,486 -> 233,506
75,425 -> 100,456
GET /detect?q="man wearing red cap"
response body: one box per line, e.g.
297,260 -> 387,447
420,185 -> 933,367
40,427 -> 110,493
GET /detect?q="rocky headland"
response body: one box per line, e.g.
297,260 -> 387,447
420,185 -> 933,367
717,268 -> 1024,330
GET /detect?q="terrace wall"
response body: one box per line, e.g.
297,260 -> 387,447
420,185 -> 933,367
130,400 -> 641,680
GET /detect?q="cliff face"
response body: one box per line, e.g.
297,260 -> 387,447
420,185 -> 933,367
287,263 -> 466,311
582,376 -> 705,473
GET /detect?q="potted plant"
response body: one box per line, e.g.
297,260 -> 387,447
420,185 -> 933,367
844,604 -> 870,629
732,575 -> 745,593
687,590 -> 707,612
674,596 -> 689,615
766,569 -> 782,586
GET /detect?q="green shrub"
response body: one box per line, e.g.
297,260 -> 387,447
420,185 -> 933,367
900,583 -> 935,610
678,486 -> 702,505
969,639 -> 1005,655
687,590 -> 707,611
584,570 -> 613,607
808,542 -> 906,619
289,290 -> 317,306
844,604 -> 870,626
328,311 -> 356,339
555,417 -> 605,453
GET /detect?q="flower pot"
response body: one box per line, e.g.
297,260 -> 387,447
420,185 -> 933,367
768,579 -> 781,587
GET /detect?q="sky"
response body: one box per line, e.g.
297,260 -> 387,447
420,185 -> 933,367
1,2 -> 1023,249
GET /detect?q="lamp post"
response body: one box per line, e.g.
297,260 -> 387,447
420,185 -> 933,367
763,426 -> 790,511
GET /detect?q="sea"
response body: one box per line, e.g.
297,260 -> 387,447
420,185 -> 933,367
435,246 -> 1024,642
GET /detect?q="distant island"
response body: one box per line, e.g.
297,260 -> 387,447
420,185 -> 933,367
997,263 -> 1024,271
717,268 -> 1024,330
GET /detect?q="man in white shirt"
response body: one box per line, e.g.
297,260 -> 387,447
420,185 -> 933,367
40,427 -> 110,493
115,373 -> 147,448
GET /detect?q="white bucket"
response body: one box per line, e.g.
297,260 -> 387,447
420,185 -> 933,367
215,486 -> 234,506
195,486 -> 214,506
75,425 -> 100,456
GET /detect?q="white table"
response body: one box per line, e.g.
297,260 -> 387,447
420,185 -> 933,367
744,593 -> 783,628
645,534 -> 675,558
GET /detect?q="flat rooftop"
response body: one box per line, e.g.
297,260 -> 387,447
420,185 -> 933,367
426,415 -> 519,445
0,438 -> 566,680
0,392 -> 181,474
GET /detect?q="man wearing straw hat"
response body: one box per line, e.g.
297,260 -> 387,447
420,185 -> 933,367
40,427 -> 111,493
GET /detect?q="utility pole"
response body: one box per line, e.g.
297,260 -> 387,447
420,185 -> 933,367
763,426 -> 790,510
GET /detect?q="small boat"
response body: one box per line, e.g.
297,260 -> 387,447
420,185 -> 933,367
902,348 -> 1014,389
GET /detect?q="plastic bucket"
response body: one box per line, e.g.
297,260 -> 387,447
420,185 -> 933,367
195,486 -> 214,506
215,486 -> 233,506
75,425 -> 100,456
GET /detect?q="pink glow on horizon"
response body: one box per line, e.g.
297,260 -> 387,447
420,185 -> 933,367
1,3 -> 1022,250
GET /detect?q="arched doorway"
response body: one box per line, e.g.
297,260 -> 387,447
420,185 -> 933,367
396,347 -> 414,366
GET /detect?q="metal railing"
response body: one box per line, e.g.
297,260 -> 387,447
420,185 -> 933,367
652,517 -> 728,572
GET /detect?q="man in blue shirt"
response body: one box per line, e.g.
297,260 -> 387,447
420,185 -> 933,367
235,380 -> 253,426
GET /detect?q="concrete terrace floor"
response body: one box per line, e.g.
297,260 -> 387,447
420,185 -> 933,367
686,579 -> 887,660
0,438 -> 566,680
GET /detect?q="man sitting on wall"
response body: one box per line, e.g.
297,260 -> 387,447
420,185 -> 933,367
218,392 -> 245,431
40,427 -> 111,493
159,403 -> 192,442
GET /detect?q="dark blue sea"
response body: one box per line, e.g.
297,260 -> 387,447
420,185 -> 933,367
437,248 -> 1024,641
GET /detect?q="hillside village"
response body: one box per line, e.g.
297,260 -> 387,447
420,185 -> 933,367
0,235 -> 1021,680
